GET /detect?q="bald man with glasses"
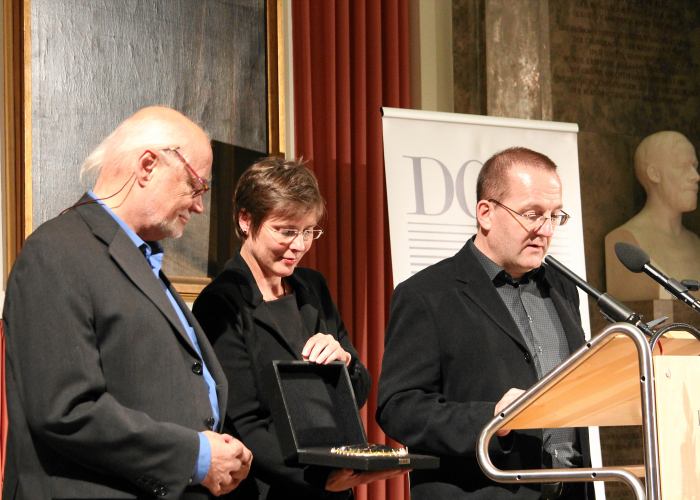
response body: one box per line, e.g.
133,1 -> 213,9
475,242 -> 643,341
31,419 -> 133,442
377,147 -> 590,500
2,106 -> 252,499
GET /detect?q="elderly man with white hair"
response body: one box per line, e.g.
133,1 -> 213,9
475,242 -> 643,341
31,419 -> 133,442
2,106 -> 252,499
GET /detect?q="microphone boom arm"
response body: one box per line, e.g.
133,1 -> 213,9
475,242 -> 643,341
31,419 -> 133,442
543,255 -> 655,337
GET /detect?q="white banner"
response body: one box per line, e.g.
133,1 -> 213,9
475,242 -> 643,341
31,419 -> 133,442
381,107 -> 604,498
382,107 -> 589,327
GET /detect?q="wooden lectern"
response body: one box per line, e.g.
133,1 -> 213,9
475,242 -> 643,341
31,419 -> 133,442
477,322 -> 700,500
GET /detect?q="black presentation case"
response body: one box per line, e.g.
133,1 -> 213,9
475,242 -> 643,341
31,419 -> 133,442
269,360 -> 440,471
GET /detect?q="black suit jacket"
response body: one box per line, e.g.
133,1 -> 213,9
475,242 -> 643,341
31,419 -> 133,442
192,254 -> 371,500
2,196 -> 227,499
377,241 -> 589,500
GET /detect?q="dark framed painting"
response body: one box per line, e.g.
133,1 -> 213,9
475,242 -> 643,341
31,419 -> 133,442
5,0 -> 279,299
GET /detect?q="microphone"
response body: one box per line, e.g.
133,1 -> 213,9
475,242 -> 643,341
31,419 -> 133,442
543,255 -> 655,336
614,242 -> 700,314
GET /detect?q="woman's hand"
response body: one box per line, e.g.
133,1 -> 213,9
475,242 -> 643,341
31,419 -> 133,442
302,333 -> 352,365
325,468 -> 408,492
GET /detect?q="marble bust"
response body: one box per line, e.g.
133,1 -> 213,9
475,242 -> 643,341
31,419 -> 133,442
605,131 -> 700,301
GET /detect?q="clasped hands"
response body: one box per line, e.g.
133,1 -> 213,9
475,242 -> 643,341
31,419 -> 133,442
201,431 -> 253,496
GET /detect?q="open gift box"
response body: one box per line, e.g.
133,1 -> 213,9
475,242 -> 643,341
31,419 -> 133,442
269,360 -> 439,471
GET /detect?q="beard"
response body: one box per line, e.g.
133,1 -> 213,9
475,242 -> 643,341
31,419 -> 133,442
158,215 -> 187,239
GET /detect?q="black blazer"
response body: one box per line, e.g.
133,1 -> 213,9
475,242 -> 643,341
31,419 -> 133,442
377,241 -> 589,500
193,254 -> 371,500
2,196 -> 227,500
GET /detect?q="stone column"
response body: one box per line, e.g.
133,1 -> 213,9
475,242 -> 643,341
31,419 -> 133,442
484,0 -> 552,120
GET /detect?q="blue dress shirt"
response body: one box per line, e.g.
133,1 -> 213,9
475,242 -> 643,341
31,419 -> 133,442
89,191 -> 217,483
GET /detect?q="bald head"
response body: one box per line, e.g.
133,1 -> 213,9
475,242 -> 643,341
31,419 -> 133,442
84,106 -> 213,241
634,130 -> 699,213
82,106 -> 210,182
634,131 -> 694,188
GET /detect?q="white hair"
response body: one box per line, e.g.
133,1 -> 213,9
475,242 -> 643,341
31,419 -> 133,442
78,106 -> 210,186
79,132 -> 112,183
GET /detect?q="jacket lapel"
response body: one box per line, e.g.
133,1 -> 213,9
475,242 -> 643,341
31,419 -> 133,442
454,242 -> 531,353
230,254 -> 306,358
75,197 -> 199,356
251,303 -> 301,357
288,273 -> 320,344
172,286 -> 228,423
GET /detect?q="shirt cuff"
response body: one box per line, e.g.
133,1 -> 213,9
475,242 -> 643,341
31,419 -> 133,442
192,432 -> 212,484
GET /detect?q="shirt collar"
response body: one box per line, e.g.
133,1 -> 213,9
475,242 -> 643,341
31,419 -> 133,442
468,237 -> 544,288
88,190 -> 164,270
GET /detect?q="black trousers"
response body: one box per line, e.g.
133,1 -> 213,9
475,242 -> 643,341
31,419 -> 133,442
541,481 -> 588,500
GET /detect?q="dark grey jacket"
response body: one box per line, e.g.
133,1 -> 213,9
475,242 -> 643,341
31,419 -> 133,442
3,195 -> 227,499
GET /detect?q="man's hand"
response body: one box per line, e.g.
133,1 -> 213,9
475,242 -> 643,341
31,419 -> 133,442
302,333 -> 351,365
201,431 -> 253,496
325,468 -> 408,492
494,388 -> 525,437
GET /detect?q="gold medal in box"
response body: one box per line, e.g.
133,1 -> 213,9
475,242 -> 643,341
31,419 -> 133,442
269,361 -> 439,471
331,444 -> 410,465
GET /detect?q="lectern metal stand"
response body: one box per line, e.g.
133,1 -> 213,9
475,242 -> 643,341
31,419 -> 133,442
476,321 -> 700,500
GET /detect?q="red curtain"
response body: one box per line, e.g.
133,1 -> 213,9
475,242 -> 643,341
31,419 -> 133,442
291,1 -> 410,499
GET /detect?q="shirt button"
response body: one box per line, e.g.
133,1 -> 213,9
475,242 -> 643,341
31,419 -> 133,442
192,361 -> 203,375
204,417 -> 215,430
524,352 -> 532,363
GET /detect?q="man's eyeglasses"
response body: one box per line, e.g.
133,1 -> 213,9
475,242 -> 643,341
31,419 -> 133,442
265,225 -> 324,244
489,199 -> 570,229
161,148 -> 210,198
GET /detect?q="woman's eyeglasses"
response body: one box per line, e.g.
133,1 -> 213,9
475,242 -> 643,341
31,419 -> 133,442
265,225 -> 324,244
